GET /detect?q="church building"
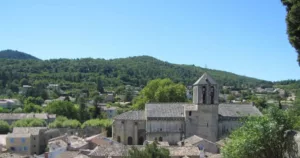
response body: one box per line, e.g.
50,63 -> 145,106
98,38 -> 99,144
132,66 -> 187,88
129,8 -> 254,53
112,73 -> 262,146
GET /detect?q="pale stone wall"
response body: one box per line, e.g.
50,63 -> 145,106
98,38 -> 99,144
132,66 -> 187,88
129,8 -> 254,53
146,119 -> 184,145
185,105 -> 219,142
218,119 -> 242,137
112,120 -> 146,145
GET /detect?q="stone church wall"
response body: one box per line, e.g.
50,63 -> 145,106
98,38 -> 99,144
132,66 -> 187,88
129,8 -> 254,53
218,119 -> 242,137
112,120 -> 146,145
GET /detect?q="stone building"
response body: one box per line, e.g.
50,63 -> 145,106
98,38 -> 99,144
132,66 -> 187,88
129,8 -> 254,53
112,73 -> 262,147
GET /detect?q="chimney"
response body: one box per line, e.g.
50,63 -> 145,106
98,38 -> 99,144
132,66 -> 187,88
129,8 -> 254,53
44,152 -> 49,158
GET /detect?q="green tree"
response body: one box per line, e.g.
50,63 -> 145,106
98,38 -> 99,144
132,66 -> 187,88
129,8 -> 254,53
12,118 -> 46,127
133,79 -> 186,109
227,94 -> 235,102
78,97 -> 87,122
0,120 -> 10,134
93,96 -> 104,118
281,0 -> 300,64
24,97 -> 44,105
44,101 -> 78,119
62,119 -> 81,128
127,141 -> 170,158
221,107 -> 298,158
24,103 -> 43,113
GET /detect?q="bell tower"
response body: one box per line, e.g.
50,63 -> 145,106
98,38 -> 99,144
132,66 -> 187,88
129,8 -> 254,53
186,73 -> 219,142
193,72 -> 219,105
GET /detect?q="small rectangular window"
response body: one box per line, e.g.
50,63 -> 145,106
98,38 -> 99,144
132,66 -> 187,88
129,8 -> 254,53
189,111 -> 192,116
10,138 -> 14,143
21,138 -> 26,143
24,146 -> 28,151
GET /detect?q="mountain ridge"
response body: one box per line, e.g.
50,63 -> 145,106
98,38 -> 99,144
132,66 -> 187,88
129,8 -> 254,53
0,49 -> 40,60
0,50 -> 272,88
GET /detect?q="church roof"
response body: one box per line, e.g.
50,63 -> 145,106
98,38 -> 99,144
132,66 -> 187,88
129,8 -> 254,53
114,110 -> 145,120
146,103 -> 185,118
219,103 -> 262,117
193,73 -> 217,85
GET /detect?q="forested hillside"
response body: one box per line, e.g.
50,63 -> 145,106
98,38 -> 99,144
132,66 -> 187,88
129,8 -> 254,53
0,50 -> 40,60
0,53 -> 272,98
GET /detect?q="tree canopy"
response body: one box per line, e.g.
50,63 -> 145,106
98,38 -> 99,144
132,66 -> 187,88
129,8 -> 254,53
0,120 -> 10,134
44,101 -> 78,119
281,0 -> 300,64
11,118 -> 47,128
221,107 -> 298,158
133,78 -> 187,109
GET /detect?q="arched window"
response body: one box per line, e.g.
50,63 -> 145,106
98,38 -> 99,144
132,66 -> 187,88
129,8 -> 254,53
138,137 -> 144,145
117,136 -> 121,143
128,137 -> 133,145
202,86 -> 207,104
210,86 -> 214,104
159,137 -> 163,142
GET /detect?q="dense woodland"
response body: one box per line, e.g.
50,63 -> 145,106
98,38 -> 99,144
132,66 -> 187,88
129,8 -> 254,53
0,50 -> 273,99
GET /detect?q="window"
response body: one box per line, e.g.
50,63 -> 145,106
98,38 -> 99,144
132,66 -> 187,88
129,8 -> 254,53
127,137 -> 133,145
33,145 -> 36,148
202,86 -> 207,104
21,138 -> 26,143
10,138 -> 14,143
138,137 -> 144,145
159,137 -> 163,142
210,86 -> 214,104
207,123 -> 209,127
160,128 -> 162,131
117,136 -> 121,143
10,147 -> 15,151
33,137 -> 36,140
189,111 -> 192,116
24,146 -> 28,151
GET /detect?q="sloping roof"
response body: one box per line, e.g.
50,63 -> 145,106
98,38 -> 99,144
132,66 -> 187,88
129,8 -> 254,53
12,127 -> 47,135
166,146 -> 201,157
88,143 -> 129,157
183,135 -> 204,145
219,103 -> 262,117
0,113 -> 54,120
57,151 -> 80,158
7,133 -> 31,138
146,103 -> 185,118
194,73 -> 217,85
114,111 -> 145,120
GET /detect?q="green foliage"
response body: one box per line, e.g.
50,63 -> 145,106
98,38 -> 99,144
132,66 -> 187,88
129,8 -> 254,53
12,118 -> 46,128
44,101 -> 78,119
48,116 -> 81,128
227,94 -> 235,102
133,78 -> 187,109
221,107 -> 297,158
281,0 -> 300,64
24,97 -> 44,105
62,119 -> 81,128
24,103 -> 43,113
127,141 -> 170,158
0,120 -> 10,134
81,119 -> 112,129
0,107 -> 10,113
0,55 -> 272,100
251,95 -> 268,109
13,107 -> 23,113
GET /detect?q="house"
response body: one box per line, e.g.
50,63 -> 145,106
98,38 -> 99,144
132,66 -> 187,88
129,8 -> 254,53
178,135 -> 219,153
48,139 -> 68,158
48,134 -> 89,152
47,84 -> 60,90
85,134 -> 118,149
0,99 -> 18,108
104,94 -> 114,103
0,113 -> 56,125
6,127 -> 60,155
100,106 -> 117,119
112,73 -> 262,148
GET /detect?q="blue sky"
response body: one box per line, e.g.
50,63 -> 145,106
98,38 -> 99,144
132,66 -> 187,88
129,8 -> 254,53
1,0 -> 299,81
